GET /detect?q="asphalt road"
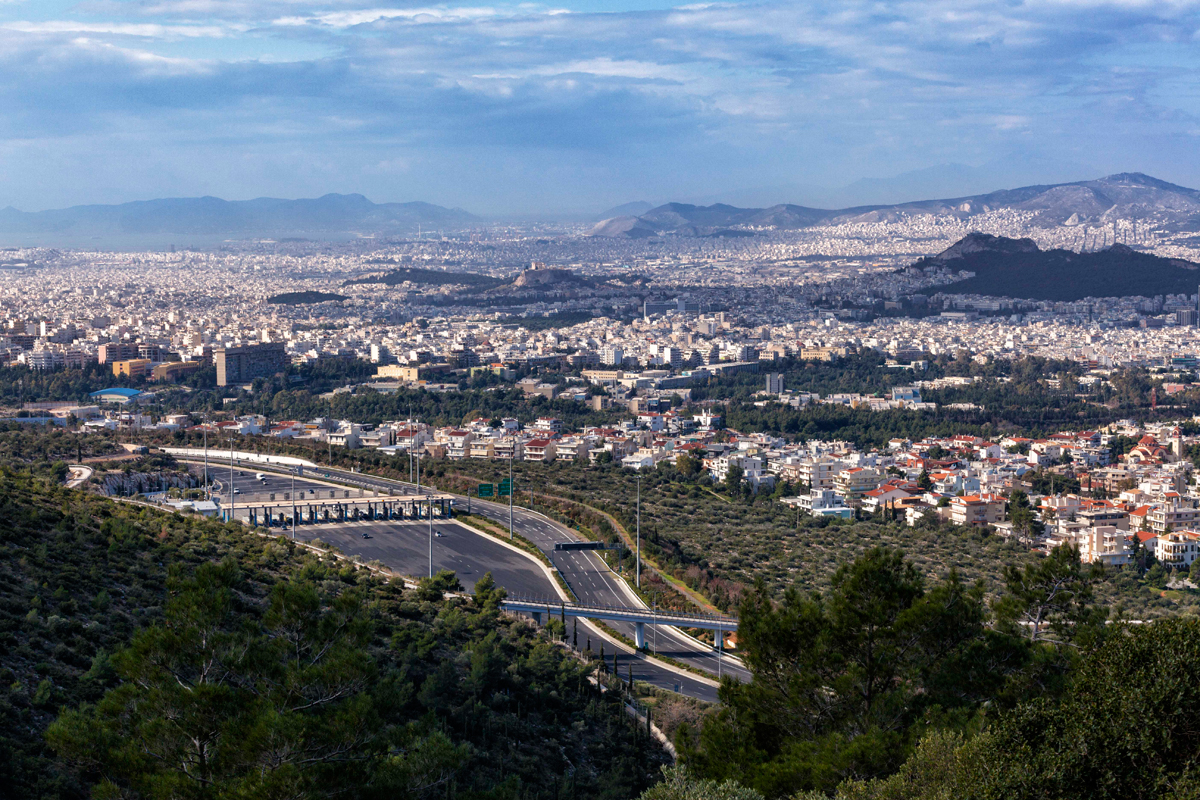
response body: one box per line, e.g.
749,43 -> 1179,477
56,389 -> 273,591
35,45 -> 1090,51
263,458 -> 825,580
183,457 -> 738,701
308,465 -> 747,687
293,518 -> 719,699
299,520 -> 553,595
190,464 -> 342,501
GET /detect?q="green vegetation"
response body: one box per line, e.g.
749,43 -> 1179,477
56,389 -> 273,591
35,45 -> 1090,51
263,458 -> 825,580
430,458 -> 1199,621
679,546 -> 1200,800
498,312 -> 597,330
345,265 -> 506,289
0,469 -> 668,799
913,239 -> 1200,301
705,354 -> 1199,447
266,290 -> 349,304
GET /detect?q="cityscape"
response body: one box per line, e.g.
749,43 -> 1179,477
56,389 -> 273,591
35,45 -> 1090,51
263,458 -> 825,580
3,0 -> 1200,798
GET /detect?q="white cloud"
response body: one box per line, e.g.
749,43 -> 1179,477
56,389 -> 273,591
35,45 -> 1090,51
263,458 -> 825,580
273,7 -> 503,28
2,21 -> 233,38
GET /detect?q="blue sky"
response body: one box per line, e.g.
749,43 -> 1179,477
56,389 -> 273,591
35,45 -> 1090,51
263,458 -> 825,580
1,0 -> 1199,215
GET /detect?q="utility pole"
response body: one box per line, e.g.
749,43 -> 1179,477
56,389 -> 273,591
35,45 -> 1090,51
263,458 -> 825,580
636,473 -> 642,589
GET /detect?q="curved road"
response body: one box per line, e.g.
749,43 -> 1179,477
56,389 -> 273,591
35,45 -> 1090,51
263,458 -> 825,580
315,465 -> 749,687
187,458 -> 746,701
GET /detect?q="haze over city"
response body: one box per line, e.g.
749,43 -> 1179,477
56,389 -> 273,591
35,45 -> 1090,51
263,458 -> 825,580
3,0 -> 1200,214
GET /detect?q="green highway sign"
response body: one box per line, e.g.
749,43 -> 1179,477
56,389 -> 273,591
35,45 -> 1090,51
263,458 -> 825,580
498,479 -> 512,497
477,483 -> 494,497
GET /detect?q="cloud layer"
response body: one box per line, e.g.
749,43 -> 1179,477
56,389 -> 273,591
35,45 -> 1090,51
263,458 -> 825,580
1,0 -> 1198,214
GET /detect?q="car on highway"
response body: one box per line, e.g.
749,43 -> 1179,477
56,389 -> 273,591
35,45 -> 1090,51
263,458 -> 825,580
435,532 -> 443,537
361,533 -> 371,539
255,473 -> 266,481
233,488 -> 240,495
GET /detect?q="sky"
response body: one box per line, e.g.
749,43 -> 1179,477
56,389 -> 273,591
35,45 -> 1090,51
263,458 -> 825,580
1,0 -> 1199,216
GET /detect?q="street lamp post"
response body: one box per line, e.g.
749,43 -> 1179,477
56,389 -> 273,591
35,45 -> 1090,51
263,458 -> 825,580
508,447 -> 514,540
428,497 -> 434,578
202,415 -> 209,500
291,469 -> 296,540
636,473 -> 642,589
228,428 -> 235,523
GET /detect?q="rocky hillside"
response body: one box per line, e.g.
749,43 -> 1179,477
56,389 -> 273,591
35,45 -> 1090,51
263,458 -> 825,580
913,233 -> 1200,302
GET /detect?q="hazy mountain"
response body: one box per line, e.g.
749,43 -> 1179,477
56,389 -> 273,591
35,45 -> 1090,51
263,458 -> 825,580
596,173 -> 1200,237
588,215 -> 659,238
914,232 -> 1200,302
0,194 -> 479,239
596,201 -> 654,220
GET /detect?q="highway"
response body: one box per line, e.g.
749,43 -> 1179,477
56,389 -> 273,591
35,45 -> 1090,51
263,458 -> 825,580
302,520 -> 554,596
182,457 -> 744,701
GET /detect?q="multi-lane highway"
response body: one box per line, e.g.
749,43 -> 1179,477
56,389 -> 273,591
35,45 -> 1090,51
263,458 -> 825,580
305,520 -> 555,596
183,457 -> 745,701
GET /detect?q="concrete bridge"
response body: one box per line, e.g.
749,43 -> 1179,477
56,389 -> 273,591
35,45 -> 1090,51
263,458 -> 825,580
501,595 -> 738,650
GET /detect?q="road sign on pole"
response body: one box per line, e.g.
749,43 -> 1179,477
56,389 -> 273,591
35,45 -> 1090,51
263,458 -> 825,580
477,483 -> 494,498
498,479 -> 512,497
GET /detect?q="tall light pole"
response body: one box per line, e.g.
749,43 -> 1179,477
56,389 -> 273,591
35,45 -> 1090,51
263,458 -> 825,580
508,446 -> 514,540
291,469 -> 296,540
428,497 -> 434,578
636,472 -> 642,589
202,415 -> 209,500
228,427 -> 235,523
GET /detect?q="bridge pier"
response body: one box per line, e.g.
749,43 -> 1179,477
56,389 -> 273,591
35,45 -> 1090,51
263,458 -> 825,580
530,611 -> 543,626
635,621 -> 646,649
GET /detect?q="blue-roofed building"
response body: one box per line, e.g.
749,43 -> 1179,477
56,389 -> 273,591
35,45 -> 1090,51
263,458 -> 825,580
89,388 -> 143,404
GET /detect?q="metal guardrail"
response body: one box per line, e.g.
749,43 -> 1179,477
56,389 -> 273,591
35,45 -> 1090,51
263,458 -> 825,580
503,593 -> 738,629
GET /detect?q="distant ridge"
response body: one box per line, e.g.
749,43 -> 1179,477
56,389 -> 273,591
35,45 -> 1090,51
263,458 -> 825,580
596,201 -> 653,220
0,194 -> 479,238
589,173 -> 1200,237
913,232 -> 1200,302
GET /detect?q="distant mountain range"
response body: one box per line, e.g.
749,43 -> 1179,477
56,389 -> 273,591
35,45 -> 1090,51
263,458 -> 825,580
0,194 -> 478,238
590,173 -> 1200,237
914,232 -> 1200,302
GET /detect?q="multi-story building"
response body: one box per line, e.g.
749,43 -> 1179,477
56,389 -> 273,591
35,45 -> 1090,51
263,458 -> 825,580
949,494 -> 1006,527
215,342 -> 288,386
524,439 -> 557,462
1078,526 -> 1132,566
1146,502 -> 1200,534
791,456 -> 841,489
1156,531 -> 1200,569
785,489 -> 854,519
835,467 -> 882,499
98,342 -> 140,364
112,358 -> 152,378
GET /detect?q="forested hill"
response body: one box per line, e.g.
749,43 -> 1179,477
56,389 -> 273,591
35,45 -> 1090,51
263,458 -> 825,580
915,233 -> 1200,301
0,470 -> 666,799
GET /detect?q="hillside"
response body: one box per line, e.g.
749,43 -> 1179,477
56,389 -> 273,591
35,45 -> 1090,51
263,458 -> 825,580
591,173 -> 1200,237
913,232 -> 1200,301
0,194 -> 479,238
266,290 -> 349,304
345,265 -> 506,289
0,469 -> 667,799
